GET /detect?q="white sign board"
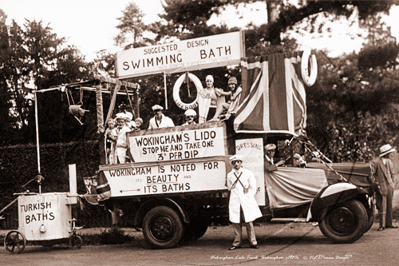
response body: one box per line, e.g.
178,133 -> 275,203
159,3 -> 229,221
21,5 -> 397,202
235,138 -> 266,205
18,193 -> 72,240
102,157 -> 228,197
116,31 -> 243,79
128,125 -> 226,162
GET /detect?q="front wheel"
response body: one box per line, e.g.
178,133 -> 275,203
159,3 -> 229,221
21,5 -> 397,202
143,206 -> 184,249
69,235 -> 83,249
319,199 -> 367,243
4,230 -> 27,254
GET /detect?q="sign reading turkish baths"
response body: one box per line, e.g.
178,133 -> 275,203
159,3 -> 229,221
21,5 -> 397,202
235,138 -> 266,205
100,157 -> 228,197
128,125 -> 226,162
115,31 -> 244,79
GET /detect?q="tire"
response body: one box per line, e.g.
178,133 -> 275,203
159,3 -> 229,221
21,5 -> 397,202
70,235 -> 83,249
4,230 -> 26,254
184,218 -> 208,241
319,199 -> 367,243
143,206 -> 185,249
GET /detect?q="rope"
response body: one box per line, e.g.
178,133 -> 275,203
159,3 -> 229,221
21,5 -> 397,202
123,85 -> 135,119
78,87 -> 83,105
296,137 -> 348,183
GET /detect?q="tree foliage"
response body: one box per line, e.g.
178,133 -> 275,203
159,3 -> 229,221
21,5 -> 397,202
114,2 -> 151,49
155,0 -> 398,44
0,12 -> 92,145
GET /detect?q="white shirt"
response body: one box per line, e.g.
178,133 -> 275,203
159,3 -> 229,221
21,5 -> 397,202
148,114 -> 175,129
111,125 -> 131,147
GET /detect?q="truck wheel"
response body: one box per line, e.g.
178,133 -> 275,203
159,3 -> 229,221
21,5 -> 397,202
319,199 -> 367,243
143,206 -> 184,249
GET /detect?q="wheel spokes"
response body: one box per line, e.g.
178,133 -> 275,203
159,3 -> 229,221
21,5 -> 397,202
5,231 -> 26,254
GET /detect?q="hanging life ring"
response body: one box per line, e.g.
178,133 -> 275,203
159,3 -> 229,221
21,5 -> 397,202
173,73 -> 202,110
301,49 -> 318,87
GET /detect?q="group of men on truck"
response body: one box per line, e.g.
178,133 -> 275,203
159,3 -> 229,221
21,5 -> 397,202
104,74 -> 242,165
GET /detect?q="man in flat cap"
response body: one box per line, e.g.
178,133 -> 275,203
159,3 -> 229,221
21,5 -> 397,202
227,154 -> 262,250
182,109 -> 197,126
264,143 -> 285,171
370,144 -> 398,231
148,105 -> 175,129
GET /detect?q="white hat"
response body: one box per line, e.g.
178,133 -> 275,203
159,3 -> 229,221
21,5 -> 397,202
125,112 -> 133,120
379,144 -> 396,157
115,113 -> 126,120
185,109 -> 196,116
229,154 -> 244,163
205,75 -> 214,82
265,143 -> 276,151
152,105 -> 163,111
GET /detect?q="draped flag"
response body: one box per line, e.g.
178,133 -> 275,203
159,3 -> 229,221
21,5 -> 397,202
234,52 -> 307,135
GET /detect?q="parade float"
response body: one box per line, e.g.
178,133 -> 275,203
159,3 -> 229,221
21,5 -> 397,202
4,31 -> 374,250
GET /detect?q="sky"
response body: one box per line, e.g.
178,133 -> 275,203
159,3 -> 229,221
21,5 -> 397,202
1,0 -> 399,61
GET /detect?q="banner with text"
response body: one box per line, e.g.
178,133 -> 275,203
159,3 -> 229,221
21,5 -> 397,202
128,126 -> 226,162
101,158 -> 227,197
115,31 -> 243,79
235,138 -> 266,205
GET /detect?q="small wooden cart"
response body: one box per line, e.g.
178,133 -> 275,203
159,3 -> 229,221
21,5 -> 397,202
4,192 -> 82,254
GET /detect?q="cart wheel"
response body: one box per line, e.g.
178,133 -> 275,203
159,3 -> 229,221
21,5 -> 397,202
69,235 -> 82,249
4,230 -> 27,254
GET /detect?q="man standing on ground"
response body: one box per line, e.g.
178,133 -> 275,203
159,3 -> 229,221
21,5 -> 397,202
148,105 -> 175,129
370,144 -> 398,231
227,154 -> 262,250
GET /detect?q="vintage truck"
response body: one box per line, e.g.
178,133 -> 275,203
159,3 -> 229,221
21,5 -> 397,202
93,121 -> 373,249
79,42 -> 375,249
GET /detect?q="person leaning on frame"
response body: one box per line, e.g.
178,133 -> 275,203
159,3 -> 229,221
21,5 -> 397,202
370,144 -> 398,231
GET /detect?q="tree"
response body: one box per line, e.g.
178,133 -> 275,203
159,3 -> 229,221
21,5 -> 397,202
156,0 -> 398,45
0,13 -> 91,145
305,46 -> 399,162
114,2 -> 153,50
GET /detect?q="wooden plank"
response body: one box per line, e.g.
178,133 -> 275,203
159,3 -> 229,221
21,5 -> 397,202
93,74 -> 139,89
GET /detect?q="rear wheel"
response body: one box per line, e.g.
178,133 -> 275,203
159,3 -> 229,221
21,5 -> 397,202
4,230 -> 26,254
319,199 -> 367,243
143,206 -> 184,249
69,235 -> 83,249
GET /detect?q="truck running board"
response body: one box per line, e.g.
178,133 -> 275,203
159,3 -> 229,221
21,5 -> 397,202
270,218 -> 307,223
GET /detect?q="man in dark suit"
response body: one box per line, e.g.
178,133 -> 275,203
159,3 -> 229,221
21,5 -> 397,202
264,143 -> 278,172
370,144 -> 398,231
264,143 -> 285,171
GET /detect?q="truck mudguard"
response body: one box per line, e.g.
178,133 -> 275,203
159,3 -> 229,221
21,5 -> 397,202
134,198 -> 190,227
310,182 -> 368,221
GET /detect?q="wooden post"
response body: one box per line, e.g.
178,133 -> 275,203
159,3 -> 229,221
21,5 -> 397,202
133,85 -> 140,119
164,72 -> 168,110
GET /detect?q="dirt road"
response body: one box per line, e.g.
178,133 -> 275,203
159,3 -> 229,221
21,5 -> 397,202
1,221 -> 399,266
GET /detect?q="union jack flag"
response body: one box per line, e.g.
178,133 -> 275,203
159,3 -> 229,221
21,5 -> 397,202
234,52 -> 307,135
